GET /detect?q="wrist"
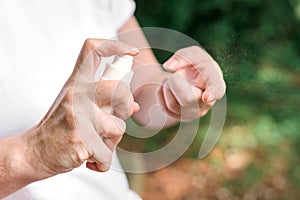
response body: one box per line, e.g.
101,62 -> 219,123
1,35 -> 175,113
20,126 -> 56,180
9,127 -> 52,182
0,127 -> 49,198
133,79 -> 179,128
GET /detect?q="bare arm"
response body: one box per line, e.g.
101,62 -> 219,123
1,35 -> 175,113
0,39 -> 139,198
118,17 -> 177,128
118,17 -> 226,128
0,131 -> 43,198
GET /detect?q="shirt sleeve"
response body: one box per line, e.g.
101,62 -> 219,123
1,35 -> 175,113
109,0 -> 136,30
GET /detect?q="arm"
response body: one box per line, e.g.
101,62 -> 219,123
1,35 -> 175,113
118,17 -> 226,128
0,39 -> 139,198
0,131 -> 43,198
118,17 -> 175,128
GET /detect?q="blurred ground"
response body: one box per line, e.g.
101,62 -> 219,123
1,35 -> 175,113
122,117 -> 300,200
124,1 -> 300,199
128,147 -> 296,200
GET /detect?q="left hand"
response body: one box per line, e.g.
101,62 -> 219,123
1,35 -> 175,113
161,46 -> 226,122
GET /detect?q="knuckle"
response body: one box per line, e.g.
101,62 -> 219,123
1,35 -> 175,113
102,124 -> 124,138
162,86 -> 179,111
181,95 -> 196,106
115,130 -> 124,138
54,133 -> 90,169
111,123 -> 125,137
91,149 -> 112,170
72,145 -> 90,164
215,80 -> 226,99
102,151 -> 113,165
84,38 -> 96,48
190,45 -> 202,52
112,106 -> 131,120
178,45 -> 202,56
165,98 -> 178,112
178,91 -> 197,107
221,80 -> 227,95
63,87 -> 74,104
83,38 -> 103,55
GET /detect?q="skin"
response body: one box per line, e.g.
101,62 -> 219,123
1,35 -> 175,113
119,17 -> 226,127
0,17 -> 226,198
0,39 -> 139,198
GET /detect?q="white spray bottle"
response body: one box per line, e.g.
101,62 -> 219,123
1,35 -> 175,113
101,55 -> 134,113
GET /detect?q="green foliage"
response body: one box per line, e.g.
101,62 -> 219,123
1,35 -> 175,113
133,0 -> 300,198
135,0 -> 300,133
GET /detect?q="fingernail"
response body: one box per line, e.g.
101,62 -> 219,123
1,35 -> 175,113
163,59 -> 178,71
207,94 -> 214,102
133,102 -> 140,113
114,117 -> 126,132
202,91 -> 214,102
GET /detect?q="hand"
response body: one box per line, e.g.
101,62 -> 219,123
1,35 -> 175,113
162,46 -> 226,122
24,39 -> 139,178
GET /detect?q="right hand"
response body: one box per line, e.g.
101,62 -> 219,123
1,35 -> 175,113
24,39 -> 139,178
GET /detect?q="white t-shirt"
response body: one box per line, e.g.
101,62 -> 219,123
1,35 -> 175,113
0,0 -> 141,199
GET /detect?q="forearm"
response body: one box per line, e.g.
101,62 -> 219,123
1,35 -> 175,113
131,65 -> 180,128
0,128 -> 46,199
119,17 -> 182,128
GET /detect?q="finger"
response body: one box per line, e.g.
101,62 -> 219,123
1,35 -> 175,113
84,107 -> 126,172
74,101 -> 121,172
176,67 -> 222,103
163,46 -> 209,71
168,72 -> 201,107
163,46 -> 226,101
70,39 -> 139,82
176,67 -> 206,89
133,102 -> 140,113
162,73 -> 203,121
95,108 -> 126,149
94,39 -> 139,57
111,95 -> 136,120
86,156 -> 111,172
163,54 -> 190,72
163,76 -> 202,115
75,123 -> 113,172
202,62 -> 226,102
74,102 -> 114,165
162,80 -> 181,116
96,80 -> 138,120
96,80 -> 118,107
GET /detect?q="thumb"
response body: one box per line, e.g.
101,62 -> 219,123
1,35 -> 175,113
163,54 -> 191,72
70,39 -> 139,82
163,49 -> 191,71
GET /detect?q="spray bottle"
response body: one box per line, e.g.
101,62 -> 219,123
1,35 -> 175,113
101,55 -> 134,113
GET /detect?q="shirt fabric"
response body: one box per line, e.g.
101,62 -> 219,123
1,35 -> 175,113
0,0 -> 141,199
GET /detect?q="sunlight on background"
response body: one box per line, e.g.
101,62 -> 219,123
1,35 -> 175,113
120,0 -> 300,199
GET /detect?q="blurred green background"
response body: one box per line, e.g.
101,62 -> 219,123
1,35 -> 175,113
123,0 -> 300,199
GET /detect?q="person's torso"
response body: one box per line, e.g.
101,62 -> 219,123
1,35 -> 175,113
0,1 -> 141,199
0,0 -> 120,137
